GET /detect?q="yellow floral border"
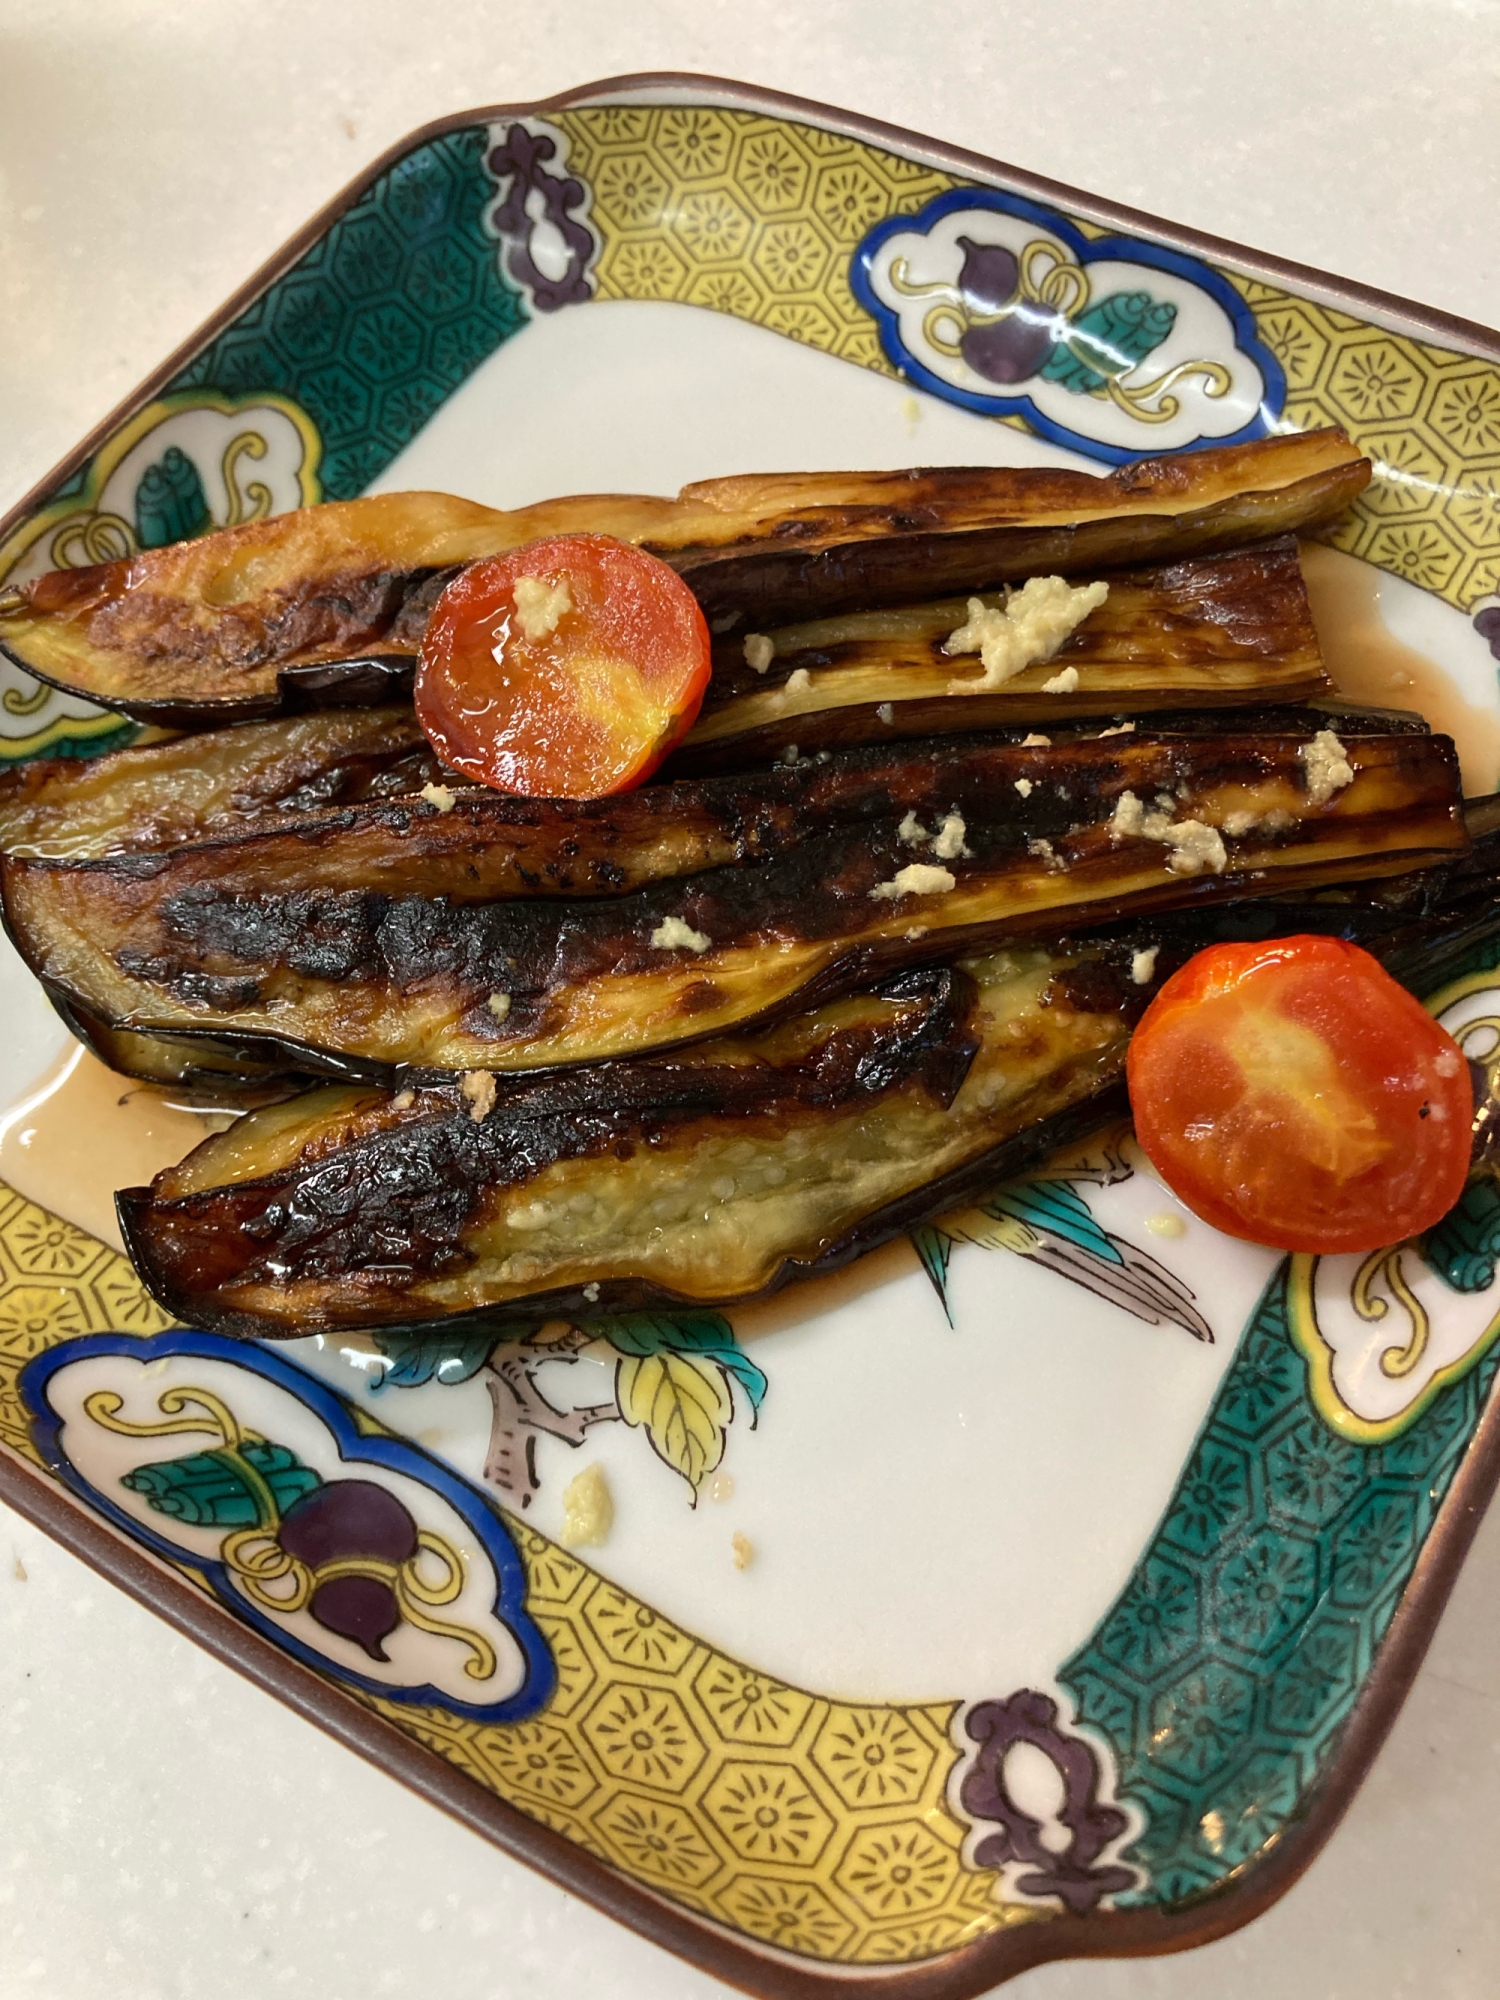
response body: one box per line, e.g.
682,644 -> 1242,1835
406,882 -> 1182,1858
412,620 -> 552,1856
0,1179 -> 1037,1966
560,105 -> 1500,614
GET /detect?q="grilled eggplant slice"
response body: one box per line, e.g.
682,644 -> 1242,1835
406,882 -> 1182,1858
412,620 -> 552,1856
0,432 -> 1368,724
4,728 -> 1465,1081
48,995 -> 303,1102
0,491 -> 689,727
0,706 -> 457,860
673,537 -> 1329,771
117,950 -> 1144,1338
0,677 -> 1426,875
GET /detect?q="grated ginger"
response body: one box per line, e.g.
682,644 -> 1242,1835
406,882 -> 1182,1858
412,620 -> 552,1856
870,862 -> 956,901
650,915 -> 712,952
942,576 -> 1108,693
511,574 -> 572,642
1300,729 -> 1355,808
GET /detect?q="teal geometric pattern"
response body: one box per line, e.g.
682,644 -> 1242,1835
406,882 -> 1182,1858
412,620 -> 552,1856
1061,1270 -> 1500,1906
170,127 -> 527,499
1061,918 -> 1500,1908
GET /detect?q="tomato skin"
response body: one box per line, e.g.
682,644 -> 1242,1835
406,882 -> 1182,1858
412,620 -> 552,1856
1127,936 -> 1472,1254
415,534 -> 711,800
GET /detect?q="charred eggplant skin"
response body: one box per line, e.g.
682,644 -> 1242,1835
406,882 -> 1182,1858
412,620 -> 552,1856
5,728 -> 1472,1088
118,1088 -> 1130,1343
0,687 -> 1431,869
0,433 -> 1368,723
2,726 -> 1466,1082
671,443 -> 1369,629
116,954 -> 1141,1339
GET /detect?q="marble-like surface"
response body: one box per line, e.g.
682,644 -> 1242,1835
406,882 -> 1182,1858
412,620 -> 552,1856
3,3 -> 1500,1994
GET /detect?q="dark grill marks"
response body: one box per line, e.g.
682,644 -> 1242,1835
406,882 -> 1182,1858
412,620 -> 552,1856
125,964 -> 989,1293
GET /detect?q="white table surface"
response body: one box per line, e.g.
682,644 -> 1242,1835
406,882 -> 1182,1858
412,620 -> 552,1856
4,4 -> 1500,1994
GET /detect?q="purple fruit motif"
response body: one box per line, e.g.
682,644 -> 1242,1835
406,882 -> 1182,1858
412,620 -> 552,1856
1474,603 -> 1500,662
955,235 -> 1020,313
959,309 -> 1059,385
277,1479 -> 419,1660
303,1573 -> 403,1659
953,234 -> 1058,385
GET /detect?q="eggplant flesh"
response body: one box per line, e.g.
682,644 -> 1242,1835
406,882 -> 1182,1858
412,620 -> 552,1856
0,432 -> 1368,723
0,706 -> 449,860
3,728 -> 1466,1081
117,950 -> 1141,1339
48,996 -> 304,1104
0,682 -> 1429,877
675,537 -> 1329,770
112,819 -> 1500,1345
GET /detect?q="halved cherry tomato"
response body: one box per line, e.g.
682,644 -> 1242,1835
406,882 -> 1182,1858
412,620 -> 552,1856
1127,936 -> 1472,1253
415,534 -> 711,799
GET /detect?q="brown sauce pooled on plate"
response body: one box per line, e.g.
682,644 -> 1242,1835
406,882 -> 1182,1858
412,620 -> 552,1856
1300,539 -> 1500,795
0,1044 -> 228,1253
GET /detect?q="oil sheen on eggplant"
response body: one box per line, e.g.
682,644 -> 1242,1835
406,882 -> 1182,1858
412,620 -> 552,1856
0,706 -> 450,860
2,727 -> 1465,1080
113,796 -> 1500,1341
673,537 -> 1329,770
0,432 -> 1368,722
117,950 -> 1145,1338
48,996 -> 304,1102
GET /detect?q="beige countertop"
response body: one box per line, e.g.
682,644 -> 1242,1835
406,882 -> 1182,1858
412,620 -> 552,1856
3,4 -> 1500,1995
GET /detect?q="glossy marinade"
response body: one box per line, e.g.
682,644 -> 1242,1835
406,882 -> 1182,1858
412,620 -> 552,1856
117,951 -> 1141,1338
1,727 -> 1465,1081
674,536 -> 1328,768
0,432 -> 1368,722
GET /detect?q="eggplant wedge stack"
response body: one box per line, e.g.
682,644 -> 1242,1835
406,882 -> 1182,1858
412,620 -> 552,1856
0,430 -> 1366,722
106,823 -> 1500,1345
2,726 -> 1465,1080
0,705 -> 442,860
117,951 -> 1148,1338
5,429 -> 1490,1344
0,528 -> 1338,852
673,536 -> 1329,770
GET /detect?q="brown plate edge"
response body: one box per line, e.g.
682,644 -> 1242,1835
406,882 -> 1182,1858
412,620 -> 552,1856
4,66 -> 1500,558
4,68 -> 1500,1997
5,1349 -> 1500,2000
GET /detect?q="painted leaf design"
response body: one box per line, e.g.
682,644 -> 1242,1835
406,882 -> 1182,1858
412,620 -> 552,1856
1042,290 -> 1177,394
616,1350 -> 732,1498
121,1441 -> 321,1526
134,444 -> 211,549
369,1331 -> 497,1391
933,1174 -> 1212,1342
941,1205 -> 1042,1258
1423,1174 -> 1500,1293
908,1222 -> 955,1325
984,1180 -> 1122,1265
596,1309 -> 766,1417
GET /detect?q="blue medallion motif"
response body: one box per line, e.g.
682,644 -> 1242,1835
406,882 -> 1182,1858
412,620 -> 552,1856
22,1329 -> 555,1723
852,189 -> 1286,464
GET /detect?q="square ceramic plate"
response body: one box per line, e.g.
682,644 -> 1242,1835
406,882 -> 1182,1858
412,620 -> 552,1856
4,73 -> 1500,2000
